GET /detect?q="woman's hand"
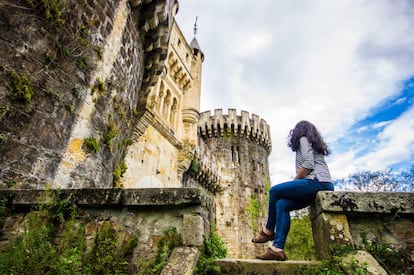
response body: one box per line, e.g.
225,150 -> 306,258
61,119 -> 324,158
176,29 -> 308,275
294,167 -> 312,180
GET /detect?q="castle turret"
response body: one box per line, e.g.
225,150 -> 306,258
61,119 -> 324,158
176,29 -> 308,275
122,18 -> 203,188
198,109 -> 272,259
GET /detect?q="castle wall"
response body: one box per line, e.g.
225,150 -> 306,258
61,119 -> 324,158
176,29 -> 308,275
123,125 -> 179,188
198,109 -> 272,259
0,0 -> 177,189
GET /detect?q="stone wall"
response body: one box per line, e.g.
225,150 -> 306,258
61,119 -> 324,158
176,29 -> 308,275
0,188 -> 212,273
310,191 -> 414,272
0,0 -> 177,189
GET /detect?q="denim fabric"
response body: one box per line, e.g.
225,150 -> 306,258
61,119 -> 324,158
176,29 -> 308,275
265,178 -> 334,249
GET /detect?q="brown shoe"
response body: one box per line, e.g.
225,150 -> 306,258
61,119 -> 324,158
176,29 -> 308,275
256,248 -> 287,261
252,230 -> 275,243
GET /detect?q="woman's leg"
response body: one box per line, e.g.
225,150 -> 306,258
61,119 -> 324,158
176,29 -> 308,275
273,198 -> 309,249
265,178 -> 314,231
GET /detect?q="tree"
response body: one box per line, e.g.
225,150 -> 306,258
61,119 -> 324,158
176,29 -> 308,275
336,166 -> 414,192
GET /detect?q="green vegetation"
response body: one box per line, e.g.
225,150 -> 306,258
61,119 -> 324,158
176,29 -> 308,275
362,239 -> 408,274
195,225 -> 227,275
138,227 -> 182,274
5,70 -> 34,103
222,127 -> 232,140
104,117 -> 117,146
296,245 -> 368,275
190,156 -> 200,174
0,190 -> 138,274
119,138 -> 134,150
285,213 -> 316,260
113,161 -> 127,187
84,136 -> 100,153
85,221 -> 138,274
77,59 -> 88,71
7,180 -> 16,188
26,0 -> 67,26
0,105 -> 9,117
91,78 -> 107,95
246,194 -> 265,233
0,134 -> 7,144
0,199 -> 8,237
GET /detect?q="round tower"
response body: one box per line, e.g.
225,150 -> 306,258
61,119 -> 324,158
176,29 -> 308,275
198,109 -> 272,259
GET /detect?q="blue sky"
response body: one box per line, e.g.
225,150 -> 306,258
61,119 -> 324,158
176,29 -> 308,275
175,0 -> 414,182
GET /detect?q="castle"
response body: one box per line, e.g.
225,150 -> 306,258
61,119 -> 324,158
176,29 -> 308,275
1,2 -> 413,273
0,0 -> 271,259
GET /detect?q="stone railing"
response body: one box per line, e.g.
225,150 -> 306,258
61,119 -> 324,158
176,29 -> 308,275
0,188 -> 213,274
310,191 -> 414,272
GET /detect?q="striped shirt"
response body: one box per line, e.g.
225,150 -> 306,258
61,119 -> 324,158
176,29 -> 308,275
295,136 -> 332,182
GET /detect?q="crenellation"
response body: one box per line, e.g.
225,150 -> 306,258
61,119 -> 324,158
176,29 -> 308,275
198,109 -> 272,152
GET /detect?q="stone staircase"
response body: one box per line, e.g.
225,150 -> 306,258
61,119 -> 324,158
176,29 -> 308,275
216,258 -> 320,275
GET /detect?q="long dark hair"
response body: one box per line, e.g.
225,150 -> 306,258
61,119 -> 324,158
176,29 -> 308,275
288,120 -> 330,155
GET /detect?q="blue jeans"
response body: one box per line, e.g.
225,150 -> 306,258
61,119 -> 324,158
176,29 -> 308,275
265,178 -> 334,249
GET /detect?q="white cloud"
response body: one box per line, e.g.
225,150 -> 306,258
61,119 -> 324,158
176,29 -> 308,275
353,106 -> 414,170
176,0 -> 414,183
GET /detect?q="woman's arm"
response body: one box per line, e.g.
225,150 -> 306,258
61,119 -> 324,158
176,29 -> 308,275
294,167 -> 312,180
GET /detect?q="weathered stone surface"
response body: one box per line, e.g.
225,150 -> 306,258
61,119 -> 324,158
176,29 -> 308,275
310,191 -> 414,217
197,109 -> 272,259
310,191 -> 414,272
0,187 -> 212,208
122,188 -> 212,207
343,250 -> 387,275
161,247 -> 200,275
0,0 -> 176,189
182,214 -> 204,246
216,259 -> 320,275
311,212 -> 352,259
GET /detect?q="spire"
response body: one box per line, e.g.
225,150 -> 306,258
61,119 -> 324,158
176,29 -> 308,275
190,16 -> 204,61
193,16 -> 198,37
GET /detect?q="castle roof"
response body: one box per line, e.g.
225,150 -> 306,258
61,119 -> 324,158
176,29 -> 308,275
190,37 -> 204,61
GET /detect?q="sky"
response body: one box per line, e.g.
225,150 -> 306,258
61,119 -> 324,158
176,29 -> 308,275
175,0 -> 414,183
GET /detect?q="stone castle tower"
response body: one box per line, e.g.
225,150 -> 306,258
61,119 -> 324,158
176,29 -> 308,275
122,19 -> 204,188
198,109 -> 272,258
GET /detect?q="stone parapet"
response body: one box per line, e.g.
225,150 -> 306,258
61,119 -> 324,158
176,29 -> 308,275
310,191 -> 414,272
0,187 -> 212,208
198,109 -> 272,153
0,187 -> 213,274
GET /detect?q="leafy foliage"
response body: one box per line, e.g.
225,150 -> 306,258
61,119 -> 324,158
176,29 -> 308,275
195,225 -> 227,275
84,136 -> 100,153
296,245 -> 368,275
284,212 -> 316,260
26,0 -> 68,26
5,70 -> 34,103
138,227 -> 182,274
246,194 -> 265,233
0,190 -> 138,274
363,239 -> 408,274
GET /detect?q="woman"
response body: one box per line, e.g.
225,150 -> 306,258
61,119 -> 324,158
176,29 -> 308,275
252,120 -> 334,261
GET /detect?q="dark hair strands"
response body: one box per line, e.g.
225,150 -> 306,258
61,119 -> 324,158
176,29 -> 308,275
288,120 -> 330,155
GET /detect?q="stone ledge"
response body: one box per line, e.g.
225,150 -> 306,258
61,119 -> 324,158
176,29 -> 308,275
0,187 -> 210,208
216,259 -> 320,275
310,191 -> 414,219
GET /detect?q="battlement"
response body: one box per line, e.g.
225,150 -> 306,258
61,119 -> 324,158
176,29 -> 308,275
198,109 -> 272,152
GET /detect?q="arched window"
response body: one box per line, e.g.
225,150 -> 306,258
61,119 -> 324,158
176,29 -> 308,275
170,98 -> 178,128
163,90 -> 171,118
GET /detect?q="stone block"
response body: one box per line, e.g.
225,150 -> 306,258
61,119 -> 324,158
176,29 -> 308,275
311,212 -> 353,259
182,214 -> 204,246
160,246 -> 200,275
